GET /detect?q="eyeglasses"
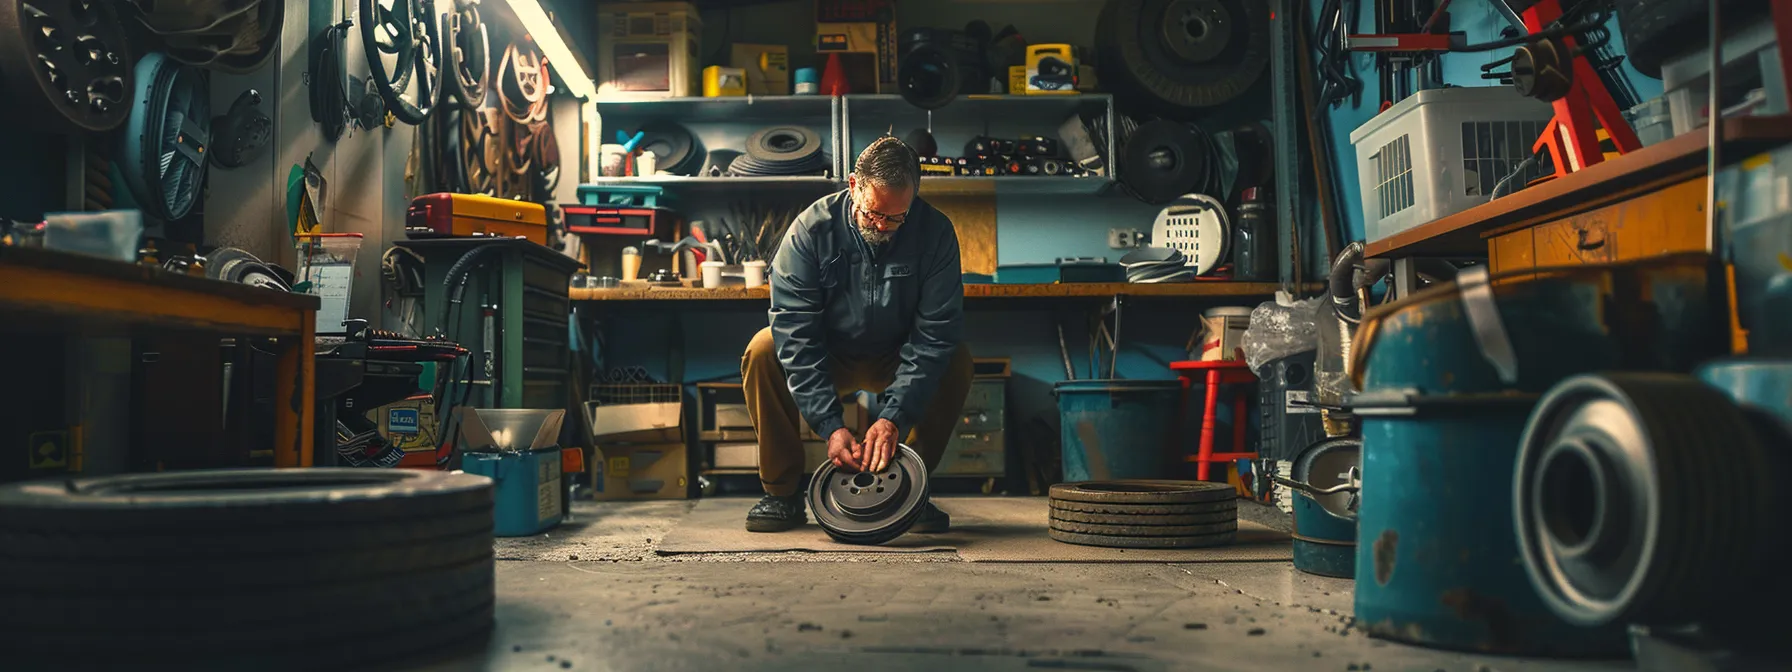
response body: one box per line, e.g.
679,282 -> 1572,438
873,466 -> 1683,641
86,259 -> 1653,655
857,204 -> 908,227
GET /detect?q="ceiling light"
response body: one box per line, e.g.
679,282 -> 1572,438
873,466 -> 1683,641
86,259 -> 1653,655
496,0 -> 596,100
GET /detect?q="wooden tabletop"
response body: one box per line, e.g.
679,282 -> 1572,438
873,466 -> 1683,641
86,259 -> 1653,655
0,246 -> 319,335
570,281 -> 1300,302
1366,115 -> 1792,258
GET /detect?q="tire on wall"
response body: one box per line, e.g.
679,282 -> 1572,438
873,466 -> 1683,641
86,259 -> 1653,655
0,468 -> 495,671
1616,0 -> 1769,78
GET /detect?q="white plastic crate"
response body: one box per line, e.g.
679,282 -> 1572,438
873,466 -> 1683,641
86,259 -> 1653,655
1349,87 -> 1554,242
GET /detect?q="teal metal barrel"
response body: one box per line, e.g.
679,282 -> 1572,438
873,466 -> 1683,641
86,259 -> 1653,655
1289,437 -> 1360,578
1351,270 -> 1631,655
1056,380 -> 1182,482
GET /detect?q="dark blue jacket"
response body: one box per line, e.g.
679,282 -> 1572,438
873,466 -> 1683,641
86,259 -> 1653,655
769,190 -> 964,441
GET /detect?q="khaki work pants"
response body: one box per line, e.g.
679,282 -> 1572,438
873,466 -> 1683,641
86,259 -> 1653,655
741,327 -> 974,496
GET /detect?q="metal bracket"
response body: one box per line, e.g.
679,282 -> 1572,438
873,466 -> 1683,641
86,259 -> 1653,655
1457,265 -> 1520,385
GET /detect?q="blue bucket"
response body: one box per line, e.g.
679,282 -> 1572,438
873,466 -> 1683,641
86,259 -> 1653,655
1290,437 -> 1360,578
462,447 -> 564,537
1352,271 -> 1631,655
1055,379 -> 1182,481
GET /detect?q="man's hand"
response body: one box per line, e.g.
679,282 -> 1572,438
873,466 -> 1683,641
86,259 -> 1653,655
862,419 -> 899,473
827,428 -> 862,471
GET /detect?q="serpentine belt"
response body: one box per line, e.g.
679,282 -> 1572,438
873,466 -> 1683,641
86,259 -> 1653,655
446,0 -> 489,109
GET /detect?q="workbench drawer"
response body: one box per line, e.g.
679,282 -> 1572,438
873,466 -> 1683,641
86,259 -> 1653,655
1488,178 -> 1709,273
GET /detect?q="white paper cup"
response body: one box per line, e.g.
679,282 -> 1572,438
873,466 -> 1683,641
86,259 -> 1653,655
700,261 -> 725,289
637,151 -> 657,176
601,144 -> 626,177
743,260 -> 767,288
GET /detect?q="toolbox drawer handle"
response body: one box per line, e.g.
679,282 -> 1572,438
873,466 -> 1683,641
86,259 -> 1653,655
1576,228 -> 1606,251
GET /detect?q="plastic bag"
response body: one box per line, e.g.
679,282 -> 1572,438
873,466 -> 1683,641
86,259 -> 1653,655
1241,291 -> 1324,375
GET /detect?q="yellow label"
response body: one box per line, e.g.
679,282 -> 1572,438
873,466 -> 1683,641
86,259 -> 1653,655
27,431 -> 67,470
608,456 -> 631,478
1743,153 -> 1774,171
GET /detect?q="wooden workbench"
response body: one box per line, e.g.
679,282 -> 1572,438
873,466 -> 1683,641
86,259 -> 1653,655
1366,116 -> 1792,261
569,281 -> 1299,302
0,246 -> 321,468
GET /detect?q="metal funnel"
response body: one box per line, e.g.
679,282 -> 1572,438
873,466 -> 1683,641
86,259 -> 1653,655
456,408 -> 565,452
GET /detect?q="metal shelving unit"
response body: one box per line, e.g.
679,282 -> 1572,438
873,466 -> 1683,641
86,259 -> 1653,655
842,94 -> 1117,197
587,94 -> 1117,197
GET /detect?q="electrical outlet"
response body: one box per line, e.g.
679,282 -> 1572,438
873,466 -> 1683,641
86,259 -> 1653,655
1108,228 -> 1144,249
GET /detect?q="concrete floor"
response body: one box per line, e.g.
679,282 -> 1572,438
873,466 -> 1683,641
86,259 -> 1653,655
417,500 -> 1631,672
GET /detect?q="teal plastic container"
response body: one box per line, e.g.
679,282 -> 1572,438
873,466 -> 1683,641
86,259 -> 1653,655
576,184 -> 663,208
462,448 -> 564,537
1055,379 -> 1182,481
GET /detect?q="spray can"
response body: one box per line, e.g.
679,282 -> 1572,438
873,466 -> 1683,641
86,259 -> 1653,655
1234,187 -> 1277,282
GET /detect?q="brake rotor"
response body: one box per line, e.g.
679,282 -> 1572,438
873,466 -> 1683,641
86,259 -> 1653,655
0,0 -> 134,132
808,444 -> 930,545
445,0 -> 488,109
1097,0 -> 1268,114
360,0 -> 438,125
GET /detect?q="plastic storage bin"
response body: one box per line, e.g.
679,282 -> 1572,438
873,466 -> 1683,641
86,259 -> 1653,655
1349,87 -> 1553,242
1627,97 -> 1675,147
294,233 -> 364,334
462,448 -> 565,537
577,183 -> 664,208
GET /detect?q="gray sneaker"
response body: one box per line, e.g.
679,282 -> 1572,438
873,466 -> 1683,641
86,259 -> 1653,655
745,493 -> 807,532
910,501 -> 950,534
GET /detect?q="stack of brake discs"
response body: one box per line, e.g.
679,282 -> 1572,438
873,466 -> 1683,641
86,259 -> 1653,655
808,444 -> 930,545
1048,481 -> 1238,549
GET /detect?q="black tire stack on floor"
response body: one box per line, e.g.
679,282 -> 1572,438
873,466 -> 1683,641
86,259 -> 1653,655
1048,481 -> 1239,548
0,469 -> 495,671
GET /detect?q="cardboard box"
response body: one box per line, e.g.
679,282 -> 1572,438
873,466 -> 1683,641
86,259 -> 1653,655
713,442 -> 758,469
592,442 -> 690,500
730,44 -> 790,95
815,0 -> 895,93
586,400 -> 682,444
1025,44 -> 1079,95
367,397 -> 438,454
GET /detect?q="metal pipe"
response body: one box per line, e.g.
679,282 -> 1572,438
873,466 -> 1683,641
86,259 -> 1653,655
1707,0 -> 1725,254
1108,297 -> 1123,379
1057,322 -> 1076,380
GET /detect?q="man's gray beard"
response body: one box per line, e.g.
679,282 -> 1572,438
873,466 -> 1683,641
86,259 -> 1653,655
858,223 -> 894,246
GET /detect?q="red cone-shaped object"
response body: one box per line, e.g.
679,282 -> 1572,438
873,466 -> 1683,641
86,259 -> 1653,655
821,52 -> 850,96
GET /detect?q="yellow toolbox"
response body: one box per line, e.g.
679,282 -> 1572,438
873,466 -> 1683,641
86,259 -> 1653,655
406,193 -> 549,245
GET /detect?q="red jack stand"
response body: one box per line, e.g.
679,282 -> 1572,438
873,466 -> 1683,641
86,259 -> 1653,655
1522,0 -> 1642,179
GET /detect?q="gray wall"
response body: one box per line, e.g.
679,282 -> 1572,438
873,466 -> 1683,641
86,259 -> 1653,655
205,0 -> 582,332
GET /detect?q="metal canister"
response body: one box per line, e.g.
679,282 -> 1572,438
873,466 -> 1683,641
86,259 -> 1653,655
1288,437 -> 1360,578
1232,187 -> 1277,281
1350,268 -> 1631,655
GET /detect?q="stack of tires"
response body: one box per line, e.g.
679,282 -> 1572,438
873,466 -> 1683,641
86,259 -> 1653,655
0,469 -> 496,670
1048,481 -> 1238,548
